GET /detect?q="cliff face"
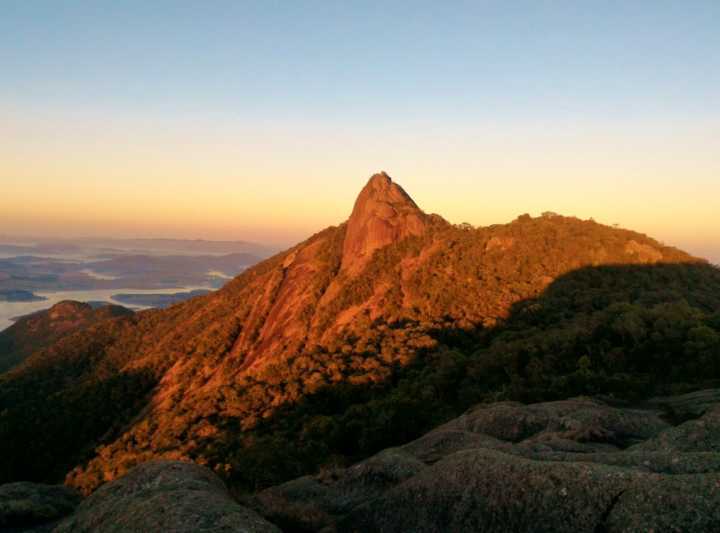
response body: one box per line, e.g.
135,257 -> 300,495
341,172 -> 429,274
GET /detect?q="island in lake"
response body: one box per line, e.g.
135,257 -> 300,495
0,289 -> 47,302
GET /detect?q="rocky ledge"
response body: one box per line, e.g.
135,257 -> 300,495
253,389 -> 720,532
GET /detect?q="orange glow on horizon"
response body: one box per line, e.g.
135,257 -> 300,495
2,108 -> 718,260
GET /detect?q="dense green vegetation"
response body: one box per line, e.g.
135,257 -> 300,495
1,214 -> 719,497
0,302 -> 133,373
0,311 -> 158,483
220,263 -> 720,491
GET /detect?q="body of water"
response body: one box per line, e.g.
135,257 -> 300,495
0,286 -> 211,331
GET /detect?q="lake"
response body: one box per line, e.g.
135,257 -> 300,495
0,286 -> 212,331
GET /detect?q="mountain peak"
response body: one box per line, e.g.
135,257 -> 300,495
363,171 -> 415,204
341,172 -> 428,274
366,170 -> 392,188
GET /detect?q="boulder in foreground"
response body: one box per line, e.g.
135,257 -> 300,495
255,391 -> 720,532
55,461 -> 280,533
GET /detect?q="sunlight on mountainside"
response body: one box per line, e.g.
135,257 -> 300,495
2,2 -> 719,531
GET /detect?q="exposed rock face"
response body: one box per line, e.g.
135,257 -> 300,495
0,482 -> 80,532
55,461 -> 280,533
624,239 -> 664,263
254,391 -> 720,532
341,172 -> 428,274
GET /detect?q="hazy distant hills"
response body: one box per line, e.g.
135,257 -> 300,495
1,173 -> 719,507
0,242 -> 266,293
0,236 -> 275,257
82,237 -> 277,256
84,252 -> 261,277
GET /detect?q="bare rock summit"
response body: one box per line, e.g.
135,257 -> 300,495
341,172 -> 428,274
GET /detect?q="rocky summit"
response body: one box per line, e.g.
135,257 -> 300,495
341,172 -> 429,274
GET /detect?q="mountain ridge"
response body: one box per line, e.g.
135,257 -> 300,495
1,172 -> 718,497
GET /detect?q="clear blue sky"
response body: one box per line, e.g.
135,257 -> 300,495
1,1 -> 719,261
3,1 -> 718,117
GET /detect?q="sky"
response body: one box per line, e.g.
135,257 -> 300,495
1,1 -> 719,261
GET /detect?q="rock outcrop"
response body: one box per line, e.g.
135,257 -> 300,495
0,482 -> 80,532
341,172 -> 428,274
55,461 -> 280,533
254,391 -> 720,532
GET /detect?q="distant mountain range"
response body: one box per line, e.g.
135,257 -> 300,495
1,173 -> 719,532
0,236 -> 276,257
0,248 -> 265,294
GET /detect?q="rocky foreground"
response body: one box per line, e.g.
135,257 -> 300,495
4,389 -> 720,532
256,388 -> 720,532
1,461 -> 280,533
